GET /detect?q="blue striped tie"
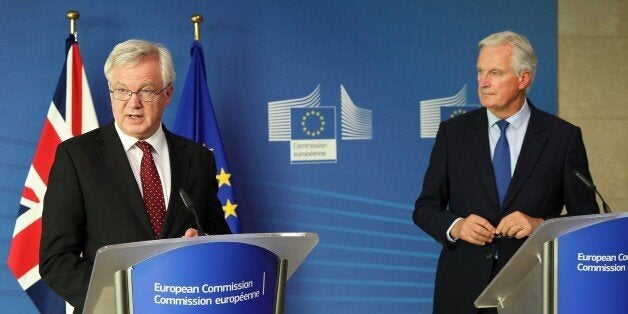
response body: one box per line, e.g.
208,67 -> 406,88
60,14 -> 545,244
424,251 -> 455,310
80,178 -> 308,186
493,120 -> 511,207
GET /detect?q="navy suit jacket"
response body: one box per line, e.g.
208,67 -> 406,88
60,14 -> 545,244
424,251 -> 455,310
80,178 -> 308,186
40,121 -> 231,310
413,102 -> 598,313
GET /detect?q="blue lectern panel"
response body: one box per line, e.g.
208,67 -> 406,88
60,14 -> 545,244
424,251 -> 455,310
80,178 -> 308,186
130,242 -> 279,314
557,217 -> 628,313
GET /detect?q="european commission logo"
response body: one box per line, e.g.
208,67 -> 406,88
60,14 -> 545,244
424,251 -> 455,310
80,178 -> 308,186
419,85 -> 480,138
268,85 -> 372,164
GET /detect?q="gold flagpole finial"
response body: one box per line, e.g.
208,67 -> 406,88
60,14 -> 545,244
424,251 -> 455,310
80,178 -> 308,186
66,10 -> 80,36
191,14 -> 204,42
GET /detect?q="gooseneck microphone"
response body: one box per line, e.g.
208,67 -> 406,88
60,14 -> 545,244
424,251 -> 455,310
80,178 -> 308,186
179,189 -> 207,235
572,170 -> 612,213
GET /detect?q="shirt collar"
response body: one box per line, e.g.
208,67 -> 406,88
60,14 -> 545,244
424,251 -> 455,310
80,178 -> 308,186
487,99 -> 530,130
114,122 -> 167,154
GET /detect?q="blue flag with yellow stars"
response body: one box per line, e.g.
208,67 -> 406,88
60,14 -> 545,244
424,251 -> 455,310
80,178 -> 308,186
440,105 -> 478,121
173,41 -> 241,233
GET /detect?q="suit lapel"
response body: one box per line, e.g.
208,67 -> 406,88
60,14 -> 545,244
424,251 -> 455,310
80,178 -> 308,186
467,109 -> 501,212
501,102 -> 548,210
161,127 -> 192,237
96,122 -> 154,238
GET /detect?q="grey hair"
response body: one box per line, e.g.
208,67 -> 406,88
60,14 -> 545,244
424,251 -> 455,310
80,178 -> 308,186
104,39 -> 175,86
479,31 -> 537,91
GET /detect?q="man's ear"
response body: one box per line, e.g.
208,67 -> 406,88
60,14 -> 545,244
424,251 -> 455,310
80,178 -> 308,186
518,71 -> 532,91
164,84 -> 174,105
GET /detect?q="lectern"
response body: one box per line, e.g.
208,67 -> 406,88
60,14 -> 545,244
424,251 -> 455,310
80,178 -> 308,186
475,213 -> 628,313
83,232 -> 318,314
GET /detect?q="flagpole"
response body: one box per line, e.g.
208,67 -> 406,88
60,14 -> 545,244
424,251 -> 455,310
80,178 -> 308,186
191,14 -> 203,42
66,10 -> 79,37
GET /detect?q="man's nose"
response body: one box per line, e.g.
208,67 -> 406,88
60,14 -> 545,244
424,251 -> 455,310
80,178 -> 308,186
478,74 -> 490,88
127,92 -> 142,106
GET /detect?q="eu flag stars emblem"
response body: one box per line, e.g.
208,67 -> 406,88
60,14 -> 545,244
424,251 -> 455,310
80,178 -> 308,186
290,107 -> 337,163
302,110 -> 326,137
440,106 -> 478,121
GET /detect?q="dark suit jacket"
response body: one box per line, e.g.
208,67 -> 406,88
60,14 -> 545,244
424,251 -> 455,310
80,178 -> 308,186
39,121 -> 231,310
413,102 -> 598,313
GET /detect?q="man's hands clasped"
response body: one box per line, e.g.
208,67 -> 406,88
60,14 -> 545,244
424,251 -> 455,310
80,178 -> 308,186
450,211 -> 543,245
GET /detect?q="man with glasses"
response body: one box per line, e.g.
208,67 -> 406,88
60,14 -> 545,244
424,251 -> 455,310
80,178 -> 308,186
40,39 -> 231,312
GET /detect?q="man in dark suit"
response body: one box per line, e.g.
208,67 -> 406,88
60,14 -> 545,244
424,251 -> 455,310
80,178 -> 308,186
40,39 -> 231,312
413,31 -> 599,313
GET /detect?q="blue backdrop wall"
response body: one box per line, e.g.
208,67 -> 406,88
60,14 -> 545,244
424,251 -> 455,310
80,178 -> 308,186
0,1 -> 556,313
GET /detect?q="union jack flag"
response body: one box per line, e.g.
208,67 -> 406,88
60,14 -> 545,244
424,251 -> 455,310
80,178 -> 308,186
6,34 -> 98,313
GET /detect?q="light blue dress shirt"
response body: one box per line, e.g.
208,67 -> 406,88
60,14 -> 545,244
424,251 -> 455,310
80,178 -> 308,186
487,100 -> 531,176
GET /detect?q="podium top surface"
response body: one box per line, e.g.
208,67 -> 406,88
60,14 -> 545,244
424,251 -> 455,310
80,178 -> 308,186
84,232 -> 318,313
475,213 -> 627,308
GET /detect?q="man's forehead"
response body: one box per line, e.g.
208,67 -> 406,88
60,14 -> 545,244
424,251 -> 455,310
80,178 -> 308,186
477,46 -> 513,66
110,65 -> 162,86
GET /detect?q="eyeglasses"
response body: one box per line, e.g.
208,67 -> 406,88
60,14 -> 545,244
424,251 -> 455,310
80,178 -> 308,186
109,84 -> 171,102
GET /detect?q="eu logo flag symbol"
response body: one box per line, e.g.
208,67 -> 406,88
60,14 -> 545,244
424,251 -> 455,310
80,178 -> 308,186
440,105 -> 478,121
290,107 -> 337,163
291,107 -> 336,140
173,41 -> 241,233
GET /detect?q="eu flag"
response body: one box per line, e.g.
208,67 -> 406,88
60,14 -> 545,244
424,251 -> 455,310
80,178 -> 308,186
173,41 -> 241,233
440,105 -> 479,121
290,107 -> 336,140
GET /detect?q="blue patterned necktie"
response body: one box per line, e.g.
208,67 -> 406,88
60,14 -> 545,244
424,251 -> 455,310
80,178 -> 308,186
493,120 -> 511,207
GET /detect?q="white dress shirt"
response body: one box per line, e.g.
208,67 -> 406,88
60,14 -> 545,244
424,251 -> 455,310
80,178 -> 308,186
115,123 -> 172,209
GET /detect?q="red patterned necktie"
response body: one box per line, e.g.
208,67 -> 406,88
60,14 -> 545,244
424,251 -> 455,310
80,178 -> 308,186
136,141 -> 166,239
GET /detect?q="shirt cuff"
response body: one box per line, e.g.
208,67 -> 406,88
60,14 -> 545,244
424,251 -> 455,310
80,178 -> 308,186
446,218 -> 463,242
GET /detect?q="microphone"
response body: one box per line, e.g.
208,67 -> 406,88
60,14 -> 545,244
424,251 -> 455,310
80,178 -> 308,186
572,170 -> 612,213
179,189 -> 206,235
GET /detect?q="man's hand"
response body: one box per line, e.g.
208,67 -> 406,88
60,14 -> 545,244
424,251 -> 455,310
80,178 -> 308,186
451,214 -> 496,245
495,211 -> 543,239
183,228 -> 199,237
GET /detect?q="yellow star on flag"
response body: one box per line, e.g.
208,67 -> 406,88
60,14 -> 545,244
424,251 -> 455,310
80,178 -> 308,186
216,168 -> 231,187
222,199 -> 238,219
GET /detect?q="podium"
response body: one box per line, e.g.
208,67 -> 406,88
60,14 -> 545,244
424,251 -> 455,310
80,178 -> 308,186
84,232 -> 318,314
475,213 -> 628,313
